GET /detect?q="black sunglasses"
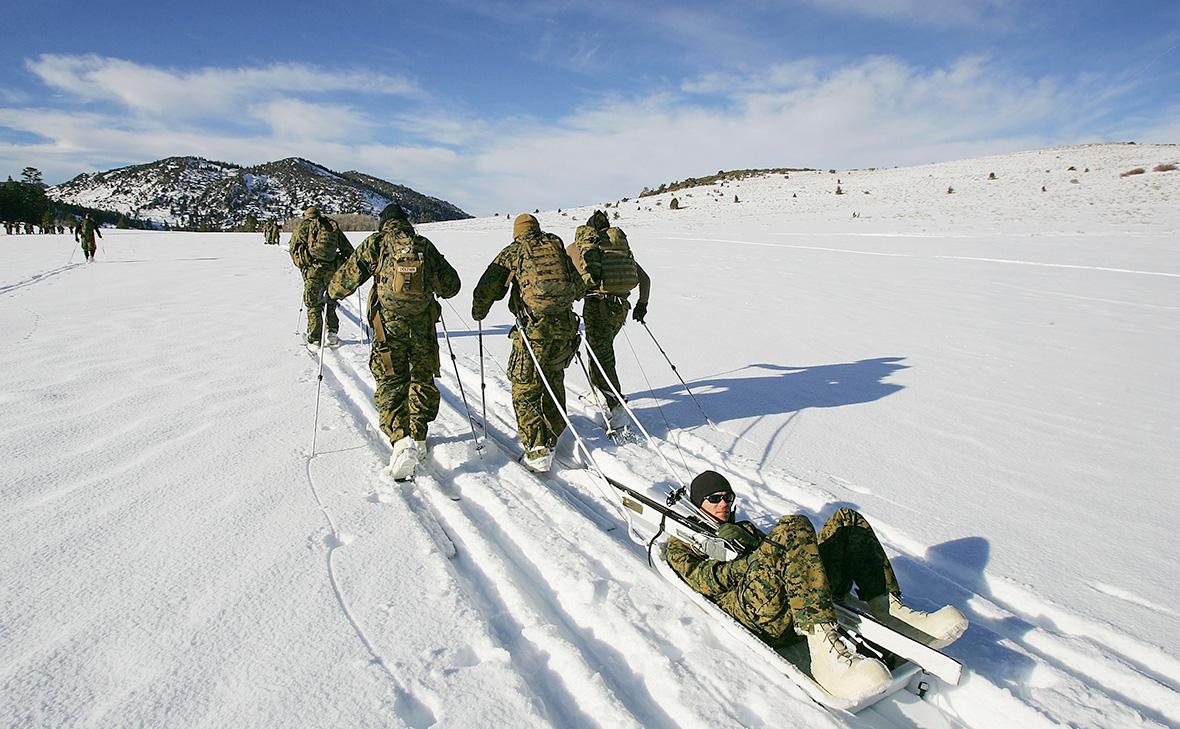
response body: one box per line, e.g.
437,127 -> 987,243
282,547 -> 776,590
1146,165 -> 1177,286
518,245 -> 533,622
703,492 -> 735,504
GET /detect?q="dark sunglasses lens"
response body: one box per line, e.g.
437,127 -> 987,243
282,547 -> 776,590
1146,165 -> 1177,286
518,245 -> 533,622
705,493 -> 734,503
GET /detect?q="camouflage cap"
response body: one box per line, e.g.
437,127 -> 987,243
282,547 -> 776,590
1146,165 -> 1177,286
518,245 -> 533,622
606,227 -> 628,246
304,206 -> 319,218
513,213 -> 540,238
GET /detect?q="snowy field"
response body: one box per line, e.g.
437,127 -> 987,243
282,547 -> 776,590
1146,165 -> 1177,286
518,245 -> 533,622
2,143 -> 1179,728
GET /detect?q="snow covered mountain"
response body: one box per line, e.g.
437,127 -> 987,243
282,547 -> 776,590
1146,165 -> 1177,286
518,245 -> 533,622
46,156 -> 472,229
3,143 -> 1179,728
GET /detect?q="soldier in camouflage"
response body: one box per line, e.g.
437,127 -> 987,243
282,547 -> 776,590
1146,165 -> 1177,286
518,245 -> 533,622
289,207 -> 354,348
666,470 -> 967,699
471,213 -> 585,472
264,219 -> 281,245
328,203 -> 461,479
575,211 -> 650,415
75,213 -> 102,262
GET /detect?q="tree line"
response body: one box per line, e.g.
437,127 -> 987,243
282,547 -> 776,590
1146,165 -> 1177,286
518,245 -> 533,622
1,167 -> 148,234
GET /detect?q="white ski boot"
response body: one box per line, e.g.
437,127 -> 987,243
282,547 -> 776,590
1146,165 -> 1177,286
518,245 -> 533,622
306,340 -> 321,354
387,437 -> 423,481
868,594 -> 968,647
803,622 -> 891,700
325,331 -> 340,348
522,447 -> 553,473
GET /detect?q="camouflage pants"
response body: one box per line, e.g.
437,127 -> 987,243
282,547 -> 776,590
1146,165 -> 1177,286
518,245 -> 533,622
507,311 -> 580,454
720,508 -> 901,643
302,263 -> 339,344
80,237 -> 96,257
370,307 -> 441,443
582,296 -> 629,409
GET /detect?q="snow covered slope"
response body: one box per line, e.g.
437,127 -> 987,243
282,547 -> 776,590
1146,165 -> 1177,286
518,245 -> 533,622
2,143 -> 1178,728
46,156 -> 472,229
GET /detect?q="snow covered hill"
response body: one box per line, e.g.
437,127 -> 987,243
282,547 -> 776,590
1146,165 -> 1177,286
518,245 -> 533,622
46,156 -> 472,230
2,143 -> 1178,728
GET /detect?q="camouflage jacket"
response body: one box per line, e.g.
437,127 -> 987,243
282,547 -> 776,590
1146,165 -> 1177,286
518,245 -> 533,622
471,233 -> 586,321
76,218 -> 102,241
665,520 -> 766,597
328,220 -> 460,310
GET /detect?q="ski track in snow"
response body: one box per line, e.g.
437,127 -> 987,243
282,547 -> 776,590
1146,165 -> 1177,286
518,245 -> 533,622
4,145 -> 1179,728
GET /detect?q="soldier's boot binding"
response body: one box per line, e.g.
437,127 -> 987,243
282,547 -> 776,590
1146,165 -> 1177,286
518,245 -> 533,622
326,331 -> 340,347
522,446 -> 553,473
306,340 -> 321,353
802,622 -> 891,700
868,594 -> 968,647
387,437 -> 420,481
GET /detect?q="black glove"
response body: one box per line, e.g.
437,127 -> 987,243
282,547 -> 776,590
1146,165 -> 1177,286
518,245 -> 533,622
631,302 -> 647,323
717,522 -> 761,552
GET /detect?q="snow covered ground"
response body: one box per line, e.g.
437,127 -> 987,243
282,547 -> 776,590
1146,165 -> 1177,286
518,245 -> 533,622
2,143 -> 1178,728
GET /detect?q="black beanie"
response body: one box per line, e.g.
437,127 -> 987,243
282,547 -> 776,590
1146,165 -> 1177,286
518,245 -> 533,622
690,470 -> 733,507
378,203 -> 409,227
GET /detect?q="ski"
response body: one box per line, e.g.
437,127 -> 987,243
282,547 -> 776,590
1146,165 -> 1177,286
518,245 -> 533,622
835,599 -> 962,686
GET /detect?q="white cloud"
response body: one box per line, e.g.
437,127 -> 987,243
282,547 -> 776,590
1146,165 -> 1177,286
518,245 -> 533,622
26,55 -> 418,119
1,53 -> 1166,215
792,0 -> 1015,26
251,99 -> 376,142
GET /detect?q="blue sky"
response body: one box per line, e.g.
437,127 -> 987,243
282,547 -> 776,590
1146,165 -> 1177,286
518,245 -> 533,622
1,0 -> 1177,214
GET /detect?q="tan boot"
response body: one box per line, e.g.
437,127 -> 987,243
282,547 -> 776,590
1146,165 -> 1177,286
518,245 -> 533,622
803,623 -> 891,700
868,594 -> 968,647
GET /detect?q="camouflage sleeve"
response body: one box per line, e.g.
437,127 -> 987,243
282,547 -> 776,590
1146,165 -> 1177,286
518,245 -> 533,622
635,262 -> 651,305
471,242 -> 517,321
328,232 -> 379,300
426,240 -> 461,300
666,537 -> 742,598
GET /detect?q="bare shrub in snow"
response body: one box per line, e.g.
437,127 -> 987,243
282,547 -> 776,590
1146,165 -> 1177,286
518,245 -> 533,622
1120,168 -> 1146,177
1153,163 -> 1177,173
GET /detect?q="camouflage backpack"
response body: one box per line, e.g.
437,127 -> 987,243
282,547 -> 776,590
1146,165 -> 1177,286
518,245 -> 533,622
567,225 -> 639,296
308,216 -> 344,263
375,230 -> 433,316
516,231 -> 577,314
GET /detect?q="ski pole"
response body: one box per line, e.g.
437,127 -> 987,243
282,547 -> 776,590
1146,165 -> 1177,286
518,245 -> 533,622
310,298 -> 329,457
295,305 -> 305,338
572,348 -> 616,438
514,317 -> 626,515
439,312 -> 483,452
478,320 -> 487,431
641,321 -> 717,430
514,317 -> 600,474
580,332 -> 690,488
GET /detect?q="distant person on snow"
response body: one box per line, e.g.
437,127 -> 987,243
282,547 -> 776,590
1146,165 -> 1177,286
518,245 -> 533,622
328,203 -> 461,480
666,470 -> 968,701
264,219 -> 281,245
289,206 -> 353,349
75,213 -> 102,262
471,213 -> 585,473
568,210 -> 650,429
